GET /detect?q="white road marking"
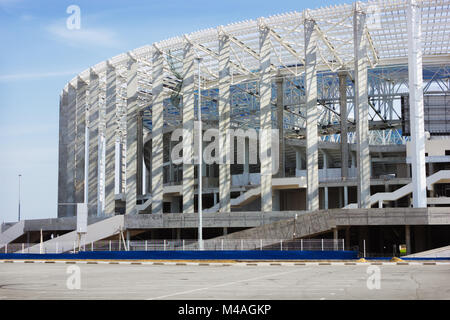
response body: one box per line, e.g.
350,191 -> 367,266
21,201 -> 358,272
147,269 -> 300,300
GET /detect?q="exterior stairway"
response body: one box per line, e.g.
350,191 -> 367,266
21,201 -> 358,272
26,215 -> 125,253
344,170 -> 450,208
0,220 -> 25,247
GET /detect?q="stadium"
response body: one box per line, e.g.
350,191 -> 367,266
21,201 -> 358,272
1,0 -> 450,258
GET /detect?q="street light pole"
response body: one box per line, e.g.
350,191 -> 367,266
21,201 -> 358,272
18,174 -> 21,221
196,57 -> 204,251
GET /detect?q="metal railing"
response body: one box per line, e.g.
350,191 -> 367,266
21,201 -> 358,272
0,238 -> 345,254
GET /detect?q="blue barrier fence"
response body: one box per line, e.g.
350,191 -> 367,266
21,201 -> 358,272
0,250 -> 358,260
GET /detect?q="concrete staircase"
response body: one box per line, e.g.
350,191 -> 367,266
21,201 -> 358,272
195,209 -> 337,250
345,170 -> 450,209
204,177 -> 307,213
204,187 -> 261,213
0,221 -> 25,246
405,245 -> 450,258
26,215 -> 125,253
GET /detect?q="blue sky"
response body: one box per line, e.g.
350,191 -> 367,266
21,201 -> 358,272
0,0 -> 340,223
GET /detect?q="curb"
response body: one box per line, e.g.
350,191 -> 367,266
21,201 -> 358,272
1,259 -> 449,266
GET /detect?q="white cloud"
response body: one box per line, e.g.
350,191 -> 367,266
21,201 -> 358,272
0,70 -> 77,82
46,22 -> 121,48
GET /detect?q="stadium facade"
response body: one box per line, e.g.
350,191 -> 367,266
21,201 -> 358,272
2,0 -> 450,256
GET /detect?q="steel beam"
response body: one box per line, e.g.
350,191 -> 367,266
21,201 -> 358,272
339,71 -> 349,179
407,0 -> 427,208
152,48 -> 164,215
88,71 -> 99,216
75,78 -> 87,204
218,32 -> 231,213
66,84 -> 77,217
105,64 -> 117,215
58,89 -> 69,217
304,17 -> 319,212
182,42 -> 195,214
259,21 -> 272,212
354,4 -> 371,208
126,59 -> 139,214
276,75 -> 284,177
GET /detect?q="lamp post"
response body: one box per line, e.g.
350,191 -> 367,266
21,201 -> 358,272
18,174 -> 21,221
195,57 -> 204,251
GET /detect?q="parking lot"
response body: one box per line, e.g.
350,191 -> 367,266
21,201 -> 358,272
0,261 -> 449,300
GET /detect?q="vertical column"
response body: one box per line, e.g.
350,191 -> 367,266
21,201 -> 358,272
104,63 -> 117,215
137,110 -> 144,196
98,78 -> 106,216
304,17 -> 319,212
126,58 -> 139,214
58,88 -> 69,217
295,148 -> 302,172
276,75 -> 284,177
333,228 -> 338,250
182,42 -> 195,214
354,4 -> 371,208
218,31 -> 231,213
244,138 -> 250,176
88,71 -> 100,216
75,78 -> 87,204
66,83 -> 77,217
407,0 -> 427,208
339,71 -> 349,179
259,21 -> 272,212
405,225 -> 411,255
323,151 -> 329,209
152,48 -> 164,215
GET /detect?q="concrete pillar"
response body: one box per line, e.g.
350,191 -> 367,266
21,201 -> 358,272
176,228 -> 181,240
67,83 -> 77,217
218,31 -> 231,213
137,111 -> 144,196
76,78 -> 87,204
324,187 -> 329,210
344,186 -> 348,206
295,148 -> 302,172
213,192 -> 218,206
58,88 -> 69,217
126,58 -> 139,215
259,21 -> 272,212
104,64 -> 117,215
88,71 -> 100,216
97,78 -> 106,216
223,227 -> 228,236
333,228 -> 338,250
405,225 -> 411,255
338,71 -> 349,179
304,17 -> 319,212
354,4 -> 370,208
152,48 -> 164,215
244,138 -> 250,175
407,0 -> 427,208
276,75 -> 284,177
114,137 -> 122,195
322,150 -> 328,179
182,42 -> 195,214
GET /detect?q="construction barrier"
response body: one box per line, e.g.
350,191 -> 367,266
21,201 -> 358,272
0,250 -> 358,260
